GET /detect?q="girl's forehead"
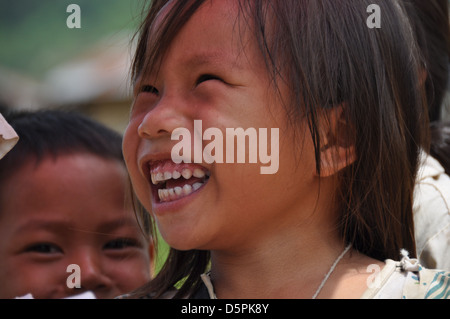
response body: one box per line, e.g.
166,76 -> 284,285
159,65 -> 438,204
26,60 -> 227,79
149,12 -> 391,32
163,0 -> 256,54
146,0 -> 256,69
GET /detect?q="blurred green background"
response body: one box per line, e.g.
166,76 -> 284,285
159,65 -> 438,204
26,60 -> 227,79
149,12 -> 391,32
0,0 -> 142,77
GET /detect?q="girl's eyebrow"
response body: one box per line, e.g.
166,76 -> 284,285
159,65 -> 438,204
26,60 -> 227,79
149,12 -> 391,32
184,52 -> 223,67
181,51 -> 244,71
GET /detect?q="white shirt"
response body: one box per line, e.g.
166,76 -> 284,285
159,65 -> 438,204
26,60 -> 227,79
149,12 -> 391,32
414,152 -> 450,270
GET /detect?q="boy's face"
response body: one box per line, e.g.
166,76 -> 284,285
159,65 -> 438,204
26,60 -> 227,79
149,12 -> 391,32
0,153 -> 152,299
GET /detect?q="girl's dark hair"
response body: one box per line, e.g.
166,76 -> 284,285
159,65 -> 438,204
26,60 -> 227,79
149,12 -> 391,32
128,0 -> 429,298
430,121 -> 450,175
403,0 -> 450,122
403,0 -> 450,175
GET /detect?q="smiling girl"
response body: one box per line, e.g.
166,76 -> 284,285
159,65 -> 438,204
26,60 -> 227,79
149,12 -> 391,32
122,0 -> 449,299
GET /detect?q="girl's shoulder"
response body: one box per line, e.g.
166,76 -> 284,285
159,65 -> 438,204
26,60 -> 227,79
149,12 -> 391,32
361,250 -> 450,299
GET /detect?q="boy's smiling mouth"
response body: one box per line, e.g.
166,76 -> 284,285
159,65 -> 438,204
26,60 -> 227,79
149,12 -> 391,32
149,161 -> 210,203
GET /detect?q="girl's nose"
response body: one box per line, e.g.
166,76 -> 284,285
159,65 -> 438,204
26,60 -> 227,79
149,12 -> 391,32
138,94 -> 191,140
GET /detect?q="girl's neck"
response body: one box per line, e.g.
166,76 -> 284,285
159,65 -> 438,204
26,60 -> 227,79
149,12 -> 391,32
206,178 -> 382,299
209,222 -> 349,299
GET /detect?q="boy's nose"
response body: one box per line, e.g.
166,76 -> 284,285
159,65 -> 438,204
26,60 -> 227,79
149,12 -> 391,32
68,249 -> 114,297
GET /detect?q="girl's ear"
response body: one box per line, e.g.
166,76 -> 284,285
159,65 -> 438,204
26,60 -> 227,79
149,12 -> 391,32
316,104 -> 356,177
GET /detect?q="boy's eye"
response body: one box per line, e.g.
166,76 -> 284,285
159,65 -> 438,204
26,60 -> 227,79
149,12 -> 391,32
25,243 -> 63,254
140,85 -> 159,95
104,238 -> 139,250
196,74 -> 223,85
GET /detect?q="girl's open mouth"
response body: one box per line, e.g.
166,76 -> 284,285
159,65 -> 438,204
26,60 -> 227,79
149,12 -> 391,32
149,161 -> 210,203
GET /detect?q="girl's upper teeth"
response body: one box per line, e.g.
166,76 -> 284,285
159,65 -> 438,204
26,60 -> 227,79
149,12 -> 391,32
151,167 -> 206,185
173,170 -> 181,179
181,169 -> 192,179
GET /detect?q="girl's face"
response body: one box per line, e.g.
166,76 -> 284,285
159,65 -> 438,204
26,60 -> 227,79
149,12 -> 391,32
123,0 -> 321,252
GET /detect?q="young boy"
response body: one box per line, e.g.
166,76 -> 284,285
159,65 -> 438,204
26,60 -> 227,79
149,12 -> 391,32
0,109 -> 153,299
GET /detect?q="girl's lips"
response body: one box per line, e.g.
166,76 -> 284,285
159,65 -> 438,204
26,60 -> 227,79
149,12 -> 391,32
147,160 -> 210,204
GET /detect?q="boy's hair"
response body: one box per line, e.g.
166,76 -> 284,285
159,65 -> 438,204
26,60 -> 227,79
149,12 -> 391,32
130,0 -> 429,298
0,109 -> 124,178
0,109 -> 152,235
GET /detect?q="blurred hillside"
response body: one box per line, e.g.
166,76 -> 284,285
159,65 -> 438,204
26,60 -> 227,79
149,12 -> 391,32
0,0 -> 145,132
0,0 -> 143,77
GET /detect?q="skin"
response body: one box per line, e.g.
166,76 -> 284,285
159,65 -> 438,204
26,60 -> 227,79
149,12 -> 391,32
0,153 -> 152,299
123,0 -> 383,299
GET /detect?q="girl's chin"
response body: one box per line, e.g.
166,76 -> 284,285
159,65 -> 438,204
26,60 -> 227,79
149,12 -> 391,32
157,231 -> 208,251
154,211 -> 221,252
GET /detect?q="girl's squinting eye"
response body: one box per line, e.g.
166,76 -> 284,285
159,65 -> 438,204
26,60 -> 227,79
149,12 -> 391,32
104,238 -> 140,250
140,85 -> 159,95
25,243 -> 63,254
196,74 -> 223,85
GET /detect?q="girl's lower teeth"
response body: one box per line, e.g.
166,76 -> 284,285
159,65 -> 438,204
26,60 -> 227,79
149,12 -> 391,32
158,182 -> 203,202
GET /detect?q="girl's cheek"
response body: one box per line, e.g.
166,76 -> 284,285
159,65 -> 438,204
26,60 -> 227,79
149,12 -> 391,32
123,121 -> 140,162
